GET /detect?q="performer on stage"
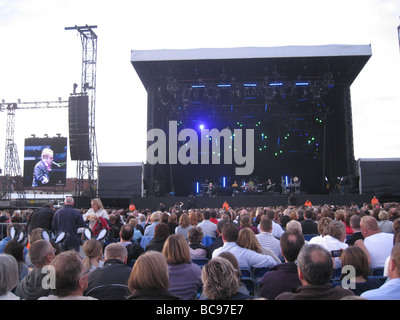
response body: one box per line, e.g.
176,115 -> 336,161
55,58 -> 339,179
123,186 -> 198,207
266,179 -> 276,193
32,148 -> 54,187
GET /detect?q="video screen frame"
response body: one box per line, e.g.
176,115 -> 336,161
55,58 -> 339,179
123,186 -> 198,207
23,137 -> 68,187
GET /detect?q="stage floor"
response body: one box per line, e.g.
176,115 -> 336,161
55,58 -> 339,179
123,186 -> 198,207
129,194 -> 373,211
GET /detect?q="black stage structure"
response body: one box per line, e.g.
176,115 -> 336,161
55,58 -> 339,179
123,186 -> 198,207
130,45 -> 372,208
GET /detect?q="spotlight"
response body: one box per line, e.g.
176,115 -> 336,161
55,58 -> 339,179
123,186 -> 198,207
199,124 -> 205,130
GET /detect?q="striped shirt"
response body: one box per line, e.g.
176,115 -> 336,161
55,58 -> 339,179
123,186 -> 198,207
256,232 -> 283,261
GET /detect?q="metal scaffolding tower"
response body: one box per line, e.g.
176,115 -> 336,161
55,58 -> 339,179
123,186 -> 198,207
1,100 -> 68,200
65,25 -> 98,197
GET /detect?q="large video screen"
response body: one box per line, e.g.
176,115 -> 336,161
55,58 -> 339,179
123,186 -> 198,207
23,137 -> 68,187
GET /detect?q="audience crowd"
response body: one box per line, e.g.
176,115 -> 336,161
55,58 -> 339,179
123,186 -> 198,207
1,196 -> 400,300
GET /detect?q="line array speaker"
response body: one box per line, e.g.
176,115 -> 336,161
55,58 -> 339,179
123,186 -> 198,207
68,95 -> 91,160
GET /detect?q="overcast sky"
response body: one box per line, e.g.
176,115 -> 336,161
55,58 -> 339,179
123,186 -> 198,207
0,0 -> 399,178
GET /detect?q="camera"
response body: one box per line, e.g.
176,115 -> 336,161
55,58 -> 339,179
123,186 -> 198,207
331,249 -> 343,258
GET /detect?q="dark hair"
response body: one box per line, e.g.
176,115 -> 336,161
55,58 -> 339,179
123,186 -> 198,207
120,224 -> 134,241
154,223 -> 170,239
221,222 -> 239,242
259,216 -> 273,232
280,230 -> 305,262
202,210 -> 211,220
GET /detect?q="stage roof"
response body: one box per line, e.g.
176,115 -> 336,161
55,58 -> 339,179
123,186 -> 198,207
131,44 -> 372,89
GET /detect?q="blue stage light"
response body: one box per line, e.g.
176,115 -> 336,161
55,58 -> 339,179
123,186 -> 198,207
295,82 -> 309,86
199,124 -> 205,130
222,177 -> 226,188
196,182 -> 200,194
244,83 -> 257,87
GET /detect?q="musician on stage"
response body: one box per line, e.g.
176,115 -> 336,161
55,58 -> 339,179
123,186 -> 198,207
266,179 -> 275,193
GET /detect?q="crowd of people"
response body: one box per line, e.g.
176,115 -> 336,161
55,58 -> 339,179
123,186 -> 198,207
0,196 -> 400,300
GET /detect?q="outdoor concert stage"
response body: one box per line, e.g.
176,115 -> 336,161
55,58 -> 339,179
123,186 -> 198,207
130,194 -> 373,211
130,45 -> 372,199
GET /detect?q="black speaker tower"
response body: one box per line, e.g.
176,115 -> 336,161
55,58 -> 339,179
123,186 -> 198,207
68,94 -> 91,160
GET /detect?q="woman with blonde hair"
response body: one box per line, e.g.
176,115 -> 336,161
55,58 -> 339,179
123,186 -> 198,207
83,198 -> 109,231
175,213 -> 193,240
83,238 -> 104,272
127,251 -> 180,300
162,233 -> 202,300
237,228 -> 281,263
201,256 -> 251,300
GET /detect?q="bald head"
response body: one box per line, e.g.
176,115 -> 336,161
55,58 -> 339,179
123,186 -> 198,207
360,215 -> 380,238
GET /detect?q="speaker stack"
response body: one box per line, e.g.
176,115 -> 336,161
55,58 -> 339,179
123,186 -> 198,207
68,95 -> 91,160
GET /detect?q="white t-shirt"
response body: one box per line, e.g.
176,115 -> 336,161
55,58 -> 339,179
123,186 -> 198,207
364,232 -> 394,269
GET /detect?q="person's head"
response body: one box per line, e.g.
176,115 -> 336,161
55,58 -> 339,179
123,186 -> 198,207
350,214 -> 361,231
104,243 -> 128,264
325,220 -> 346,242
201,257 -> 240,300
360,215 -> 380,238
388,242 -> 400,279
0,254 -> 19,296
188,211 -> 198,226
83,239 -> 103,268
378,211 -> 389,221
340,246 -> 370,281
50,250 -> 88,297
304,209 -> 314,220
280,230 -> 305,263
128,251 -> 169,295
179,213 -> 190,228
218,252 -> 241,278
259,216 -> 273,233
297,244 -> 333,286
285,220 -> 302,234
4,239 -> 24,263
41,148 -> 53,165
154,222 -> 170,239
168,213 -> 177,224
90,198 -> 104,212
221,222 -> 239,242
150,211 -> 161,223
202,210 -> 211,220
6,222 -> 24,238
28,239 -> 56,268
237,227 -> 262,253
239,215 -> 252,228
318,217 -> 333,235
64,196 -> 74,206
162,233 -> 191,264
216,220 -> 227,236
187,226 -> 204,245
120,224 -> 134,241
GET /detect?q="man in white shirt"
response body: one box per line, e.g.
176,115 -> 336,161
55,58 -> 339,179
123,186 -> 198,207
212,222 -> 277,270
256,216 -> 283,261
361,242 -> 400,300
355,215 -> 393,269
197,210 -> 218,238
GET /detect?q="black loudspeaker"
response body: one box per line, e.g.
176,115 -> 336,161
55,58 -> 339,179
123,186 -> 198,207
68,95 -> 91,160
